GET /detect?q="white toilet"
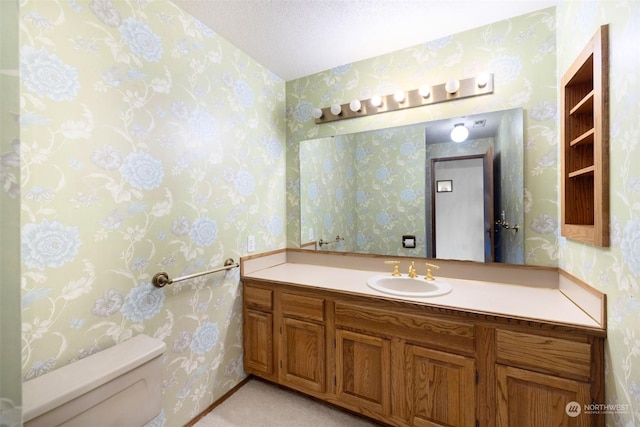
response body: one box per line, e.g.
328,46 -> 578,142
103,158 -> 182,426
22,334 -> 166,427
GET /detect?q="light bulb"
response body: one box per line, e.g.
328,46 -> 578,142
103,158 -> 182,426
445,79 -> 460,94
418,85 -> 431,98
330,103 -> 342,116
370,95 -> 382,107
312,108 -> 323,119
393,90 -> 405,103
349,99 -> 362,112
450,123 -> 469,142
476,73 -> 490,88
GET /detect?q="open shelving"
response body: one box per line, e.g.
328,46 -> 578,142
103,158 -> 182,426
560,25 -> 609,246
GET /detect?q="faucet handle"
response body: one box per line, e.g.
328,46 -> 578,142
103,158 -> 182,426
424,262 -> 440,281
384,260 -> 401,276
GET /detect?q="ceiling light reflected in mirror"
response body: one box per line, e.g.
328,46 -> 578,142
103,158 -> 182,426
450,123 -> 469,142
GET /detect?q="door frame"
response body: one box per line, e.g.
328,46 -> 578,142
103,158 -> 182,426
430,149 -> 494,261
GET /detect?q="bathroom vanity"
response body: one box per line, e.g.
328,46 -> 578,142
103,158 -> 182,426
241,250 -> 605,427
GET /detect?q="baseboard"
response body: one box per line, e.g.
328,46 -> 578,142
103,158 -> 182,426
184,375 -> 252,427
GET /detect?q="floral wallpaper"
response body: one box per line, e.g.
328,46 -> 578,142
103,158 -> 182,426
556,1 -> 640,425
301,126 -> 426,257
14,1 -> 285,426
1,0 -> 22,424
299,136 -> 355,252
285,7 -> 560,266
352,126 -> 426,257
494,108 -> 524,264
2,1 -> 638,426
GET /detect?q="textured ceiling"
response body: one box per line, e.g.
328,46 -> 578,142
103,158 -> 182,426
172,0 -> 557,81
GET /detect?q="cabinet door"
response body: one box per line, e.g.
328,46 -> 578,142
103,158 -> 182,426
406,344 -> 476,427
335,329 -> 390,415
243,309 -> 274,377
496,365 -> 591,427
280,317 -> 325,393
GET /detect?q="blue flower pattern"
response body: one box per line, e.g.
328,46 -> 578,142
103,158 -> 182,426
189,217 -> 218,247
235,171 -> 255,196
293,101 -> 313,123
21,46 -> 80,101
119,152 -> 164,190
189,109 -> 216,141
190,322 -> 219,354
119,17 -> 163,62
121,283 -> 165,323
621,220 -> 640,276
22,220 -> 81,270
234,80 -> 254,107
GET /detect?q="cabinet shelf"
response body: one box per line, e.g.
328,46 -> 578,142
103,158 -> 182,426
569,90 -> 594,116
560,25 -> 609,247
568,165 -> 595,178
569,128 -> 595,147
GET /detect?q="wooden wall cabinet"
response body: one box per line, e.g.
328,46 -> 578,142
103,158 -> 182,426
243,280 -> 604,426
560,24 -> 609,246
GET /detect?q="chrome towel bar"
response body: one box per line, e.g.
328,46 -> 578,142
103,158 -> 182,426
318,234 -> 344,247
152,258 -> 238,288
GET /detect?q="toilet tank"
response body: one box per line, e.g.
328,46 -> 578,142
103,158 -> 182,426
23,334 -> 166,427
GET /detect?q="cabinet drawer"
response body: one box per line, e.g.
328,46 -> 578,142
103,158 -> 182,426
496,329 -> 592,380
281,292 -> 325,323
244,284 -> 273,311
335,302 -> 475,354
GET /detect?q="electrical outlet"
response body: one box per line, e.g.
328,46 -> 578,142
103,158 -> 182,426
308,228 -> 314,241
247,235 -> 256,252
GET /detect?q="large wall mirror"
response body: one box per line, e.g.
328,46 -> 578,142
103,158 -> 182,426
300,108 -> 524,264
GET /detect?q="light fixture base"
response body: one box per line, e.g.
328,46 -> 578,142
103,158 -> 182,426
315,74 -> 493,124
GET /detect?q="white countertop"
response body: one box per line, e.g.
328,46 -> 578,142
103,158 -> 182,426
243,262 -> 601,329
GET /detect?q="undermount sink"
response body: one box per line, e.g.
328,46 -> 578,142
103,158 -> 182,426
366,275 -> 452,297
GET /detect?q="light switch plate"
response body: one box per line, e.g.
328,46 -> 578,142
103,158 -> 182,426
247,235 -> 256,252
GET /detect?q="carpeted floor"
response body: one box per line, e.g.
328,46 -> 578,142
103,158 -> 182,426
194,379 -> 381,426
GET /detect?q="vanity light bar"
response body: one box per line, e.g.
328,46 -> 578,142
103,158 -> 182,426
314,74 -> 493,124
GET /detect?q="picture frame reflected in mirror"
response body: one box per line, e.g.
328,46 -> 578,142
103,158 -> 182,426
436,180 -> 453,193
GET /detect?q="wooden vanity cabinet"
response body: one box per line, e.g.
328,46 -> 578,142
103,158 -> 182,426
242,283 -> 275,380
333,300 -> 477,426
496,365 -> 591,427
335,329 -> 391,415
242,280 -> 604,427
243,280 -> 327,395
279,290 -> 326,393
494,328 -> 603,427
404,344 -> 476,427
